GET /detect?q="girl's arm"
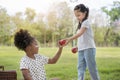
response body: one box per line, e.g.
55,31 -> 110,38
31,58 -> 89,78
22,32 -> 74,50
65,27 -> 86,45
48,47 -> 63,64
21,69 -> 32,80
70,27 -> 86,40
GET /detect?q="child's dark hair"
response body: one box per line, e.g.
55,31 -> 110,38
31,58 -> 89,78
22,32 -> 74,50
14,29 -> 34,51
74,4 -> 89,30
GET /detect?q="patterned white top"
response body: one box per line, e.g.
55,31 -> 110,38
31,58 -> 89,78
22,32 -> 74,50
20,54 -> 49,80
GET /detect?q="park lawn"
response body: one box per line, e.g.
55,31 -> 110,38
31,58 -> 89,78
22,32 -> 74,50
0,46 -> 120,80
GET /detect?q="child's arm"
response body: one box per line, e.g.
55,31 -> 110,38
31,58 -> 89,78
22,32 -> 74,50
69,27 -> 86,41
63,27 -> 86,46
21,69 -> 32,80
48,47 -> 63,64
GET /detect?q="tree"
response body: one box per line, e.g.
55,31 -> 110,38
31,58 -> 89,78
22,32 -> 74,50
25,8 -> 36,22
11,12 -> 23,29
101,1 -> 120,46
0,6 -> 14,45
102,1 -> 120,21
35,13 -> 47,47
47,2 -> 73,46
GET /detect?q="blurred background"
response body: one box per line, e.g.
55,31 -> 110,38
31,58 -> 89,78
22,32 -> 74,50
0,0 -> 120,47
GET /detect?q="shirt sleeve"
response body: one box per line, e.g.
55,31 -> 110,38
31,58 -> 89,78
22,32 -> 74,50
41,55 -> 49,65
81,20 -> 90,29
20,58 -> 29,70
37,54 -> 49,65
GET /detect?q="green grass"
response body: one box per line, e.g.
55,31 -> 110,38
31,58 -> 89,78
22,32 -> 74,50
0,46 -> 120,80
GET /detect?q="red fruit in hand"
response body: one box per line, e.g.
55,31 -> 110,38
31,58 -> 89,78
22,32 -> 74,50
71,47 -> 78,53
59,40 -> 66,45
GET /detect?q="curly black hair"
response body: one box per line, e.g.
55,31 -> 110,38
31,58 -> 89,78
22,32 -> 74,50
14,29 -> 34,51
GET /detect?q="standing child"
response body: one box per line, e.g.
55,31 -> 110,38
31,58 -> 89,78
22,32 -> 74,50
14,29 -> 63,80
62,4 -> 100,80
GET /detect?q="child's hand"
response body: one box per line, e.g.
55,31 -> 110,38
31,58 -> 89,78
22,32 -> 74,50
59,38 -> 71,47
58,41 -> 63,48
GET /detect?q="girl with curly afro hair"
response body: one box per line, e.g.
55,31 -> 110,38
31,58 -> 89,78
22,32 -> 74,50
14,29 -> 63,80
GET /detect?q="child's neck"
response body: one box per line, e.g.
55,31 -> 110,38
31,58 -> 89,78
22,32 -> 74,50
26,52 -> 35,59
79,21 -> 82,23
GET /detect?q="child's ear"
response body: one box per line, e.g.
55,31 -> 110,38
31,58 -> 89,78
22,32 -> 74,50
25,45 -> 31,52
29,45 -> 32,50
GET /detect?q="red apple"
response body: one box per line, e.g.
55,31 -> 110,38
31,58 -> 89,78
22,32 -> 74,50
59,40 -> 66,45
71,47 -> 78,53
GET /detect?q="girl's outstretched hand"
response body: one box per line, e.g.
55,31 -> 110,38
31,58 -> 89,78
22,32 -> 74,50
59,38 -> 71,47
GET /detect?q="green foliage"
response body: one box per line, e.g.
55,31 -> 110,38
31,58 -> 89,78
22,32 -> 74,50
101,1 -> 120,47
43,2 -> 74,46
92,25 -> 105,46
0,6 -> 14,45
0,1 -> 120,47
25,8 -> 36,22
101,1 -> 120,22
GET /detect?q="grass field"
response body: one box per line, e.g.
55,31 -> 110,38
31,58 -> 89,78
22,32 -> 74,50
0,46 -> 120,80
